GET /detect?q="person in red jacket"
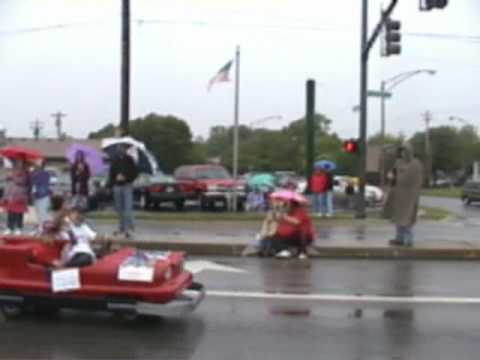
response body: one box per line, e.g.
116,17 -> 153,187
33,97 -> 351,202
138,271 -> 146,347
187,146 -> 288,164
309,169 -> 327,216
272,199 -> 314,259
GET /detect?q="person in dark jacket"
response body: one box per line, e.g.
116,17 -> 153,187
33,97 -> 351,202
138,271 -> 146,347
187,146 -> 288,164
70,151 -> 91,211
107,145 -> 139,238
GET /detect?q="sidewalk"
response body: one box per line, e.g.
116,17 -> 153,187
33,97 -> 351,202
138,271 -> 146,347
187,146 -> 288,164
91,217 -> 480,260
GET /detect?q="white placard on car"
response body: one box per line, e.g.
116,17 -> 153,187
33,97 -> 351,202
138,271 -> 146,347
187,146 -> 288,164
51,268 -> 81,293
118,265 -> 155,282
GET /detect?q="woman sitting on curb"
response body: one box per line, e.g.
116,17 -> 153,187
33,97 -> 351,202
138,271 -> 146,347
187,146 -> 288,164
243,195 -> 314,259
271,199 -> 314,259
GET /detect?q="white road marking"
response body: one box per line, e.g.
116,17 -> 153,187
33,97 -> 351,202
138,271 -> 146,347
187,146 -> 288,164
206,290 -> 480,305
185,260 -> 247,274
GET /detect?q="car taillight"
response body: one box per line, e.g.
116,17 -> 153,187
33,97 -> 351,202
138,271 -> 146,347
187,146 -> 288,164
149,185 -> 163,192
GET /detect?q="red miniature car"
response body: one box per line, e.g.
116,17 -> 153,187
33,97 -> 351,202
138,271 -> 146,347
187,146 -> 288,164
0,236 -> 204,319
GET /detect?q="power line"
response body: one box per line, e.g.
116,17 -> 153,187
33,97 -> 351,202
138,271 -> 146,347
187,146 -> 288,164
0,19 -> 113,36
136,18 -> 480,43
2,18 -> 480,44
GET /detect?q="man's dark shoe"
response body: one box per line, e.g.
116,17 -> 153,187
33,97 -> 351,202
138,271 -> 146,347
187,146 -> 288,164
389,239 -> 404,246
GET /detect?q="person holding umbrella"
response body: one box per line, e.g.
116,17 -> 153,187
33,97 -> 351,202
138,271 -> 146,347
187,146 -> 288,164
309,168 -> 327,217
265,191 -> 314,259
2,157 -> 31,235
311,160 -> 336,218
70,151 -> 91,211
107,144 -> 139,239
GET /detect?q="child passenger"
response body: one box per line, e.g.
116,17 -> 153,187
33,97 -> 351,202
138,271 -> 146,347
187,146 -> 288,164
48,208 -> 96,268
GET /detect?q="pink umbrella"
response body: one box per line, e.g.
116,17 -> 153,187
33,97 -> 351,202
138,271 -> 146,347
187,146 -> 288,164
270,190 -> 308,204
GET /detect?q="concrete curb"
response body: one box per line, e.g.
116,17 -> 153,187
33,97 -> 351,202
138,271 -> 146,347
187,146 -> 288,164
95,239 -> 480,260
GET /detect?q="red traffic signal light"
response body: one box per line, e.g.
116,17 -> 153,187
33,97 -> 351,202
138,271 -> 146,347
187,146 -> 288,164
342,139 -> 359,153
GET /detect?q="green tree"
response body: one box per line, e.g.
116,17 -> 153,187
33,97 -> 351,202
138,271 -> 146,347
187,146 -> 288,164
88,123 -> 116,139
410,126 -> 463,176
368,132 -> 404,146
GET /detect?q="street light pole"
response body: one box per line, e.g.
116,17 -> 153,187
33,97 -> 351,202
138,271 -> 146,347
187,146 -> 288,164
380,80 -> 386,187
378,69 -> 436,187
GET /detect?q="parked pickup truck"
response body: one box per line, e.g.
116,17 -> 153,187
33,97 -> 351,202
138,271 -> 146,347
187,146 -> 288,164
173,164 -> 246,211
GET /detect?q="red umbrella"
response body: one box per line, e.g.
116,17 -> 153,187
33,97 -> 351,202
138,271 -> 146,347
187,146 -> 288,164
0,145 -> 42,162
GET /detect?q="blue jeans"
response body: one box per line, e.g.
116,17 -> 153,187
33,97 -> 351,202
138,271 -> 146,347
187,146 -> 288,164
317,191 -> 333,216
313,193 -> 322,213
113,184 -> 134,233
396,226 -> 413,245
34,196 -> 50,227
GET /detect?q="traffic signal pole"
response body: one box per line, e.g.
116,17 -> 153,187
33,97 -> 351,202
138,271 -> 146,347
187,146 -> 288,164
305,79 -> 315,193
357,0 -> 398,218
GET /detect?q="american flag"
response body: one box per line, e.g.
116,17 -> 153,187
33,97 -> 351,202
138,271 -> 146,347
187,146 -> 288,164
207,60 -> 233,91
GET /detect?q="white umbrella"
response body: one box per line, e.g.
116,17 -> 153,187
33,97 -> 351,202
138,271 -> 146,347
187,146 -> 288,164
101,137 -> 159,174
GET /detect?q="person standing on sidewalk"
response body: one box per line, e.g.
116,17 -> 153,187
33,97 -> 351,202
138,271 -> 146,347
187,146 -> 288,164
383,143 -> 423,247
2,158 -> 31,235
309,168 -> 327,217
70,151 -> 90,211
31,159 -> 51,232
107,145 -> 138,239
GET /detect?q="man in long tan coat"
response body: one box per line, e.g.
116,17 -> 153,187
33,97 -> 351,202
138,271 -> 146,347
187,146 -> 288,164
383,143 -> 424,247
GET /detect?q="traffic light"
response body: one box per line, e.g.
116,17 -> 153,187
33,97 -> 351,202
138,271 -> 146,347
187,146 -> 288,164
420,0 -> 448,10
342,139 -> 359,154
382,17 -> 401,56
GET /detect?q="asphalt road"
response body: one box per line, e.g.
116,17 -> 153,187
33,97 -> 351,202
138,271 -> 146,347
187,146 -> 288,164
1,257 -> 480,359
421,195 -> 479,219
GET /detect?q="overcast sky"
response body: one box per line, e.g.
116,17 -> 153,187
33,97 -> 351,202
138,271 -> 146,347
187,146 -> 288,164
0,0 -> 479,140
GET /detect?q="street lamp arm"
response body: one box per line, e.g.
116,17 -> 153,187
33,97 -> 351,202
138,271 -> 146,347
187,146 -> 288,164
249,115 -> 283,127
385,69 -> 436,91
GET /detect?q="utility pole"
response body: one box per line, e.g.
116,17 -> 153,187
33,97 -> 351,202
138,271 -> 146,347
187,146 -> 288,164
30,119 -> 44,140
423,111 -> 432,187
51,111 -> 67,139
357,0 -> 369,219
120,0 -> 131,136
231,45 -> 240,212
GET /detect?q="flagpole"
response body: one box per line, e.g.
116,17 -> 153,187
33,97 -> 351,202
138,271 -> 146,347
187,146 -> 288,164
232,45 -> 240,212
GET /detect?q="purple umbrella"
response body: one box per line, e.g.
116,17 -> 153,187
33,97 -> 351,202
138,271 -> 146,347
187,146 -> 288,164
65,144 -> 105,175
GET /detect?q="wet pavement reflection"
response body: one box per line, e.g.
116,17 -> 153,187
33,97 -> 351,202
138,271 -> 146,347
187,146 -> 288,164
259,258 -> 314,318
0,312 -> 205,359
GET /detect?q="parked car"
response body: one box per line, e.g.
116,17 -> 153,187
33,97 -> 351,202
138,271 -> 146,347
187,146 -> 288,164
133,173 -> 187,211
295,175 -> 383,205
174,164 -> 246,211
334,176 -> 384,205
461,179 -> 480,205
